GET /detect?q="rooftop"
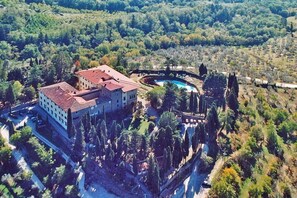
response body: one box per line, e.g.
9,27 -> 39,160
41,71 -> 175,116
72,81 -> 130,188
39,82 -> 110,112
76,69 -> 112,85
100,79 -> 124,91
97,65 -> 134,83
76,65 -> 139,92
39,65 -> 138,112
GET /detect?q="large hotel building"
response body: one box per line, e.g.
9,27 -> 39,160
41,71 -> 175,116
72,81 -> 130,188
38,65 -> 138,129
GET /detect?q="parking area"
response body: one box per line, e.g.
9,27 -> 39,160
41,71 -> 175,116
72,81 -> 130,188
7,106 -> 46,130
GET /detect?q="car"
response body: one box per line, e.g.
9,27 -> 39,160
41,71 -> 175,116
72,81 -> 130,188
202,181 -> 211,188
9,113 -> 18,119
31,117 -> 37,122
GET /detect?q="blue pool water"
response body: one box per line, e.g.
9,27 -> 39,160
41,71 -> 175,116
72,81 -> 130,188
155,79 -> 197,92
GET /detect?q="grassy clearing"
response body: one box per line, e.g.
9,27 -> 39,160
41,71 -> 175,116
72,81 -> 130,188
0,184 -> 12,198
128,118 -> 149,135
138,120 -> 149,135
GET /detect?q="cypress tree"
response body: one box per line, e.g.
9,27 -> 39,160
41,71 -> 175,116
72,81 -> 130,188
29,58 -> 34,67
153,164 -> 160,194
227,73 -> 235,89
206,104 -> 220,142
100,120 -> 107,140
105,143 -> 115,163
6,84 -> 16,105
228,73 -> 239,97
109,120 -> 117,142
147,154 -> 155,190
199,95 -> 204,113
232,76 -> 239,97
161,82 -> 177,111
6,84 -> 16,113
71,123 -> 85,161
154,128 -> 166,156
192,127 -> 199,152
189,91 -> 194,112
179,88 -> 188,111
198,123 -> 206,144
165,126 -> 173,151
162,148 -> 168,172
173,137 -> 182,168
89,126 -> 97,145
103,105 -> 106,122
199,63 -> 207,76
67,108 -> 73,138
95,135 -> 101,157
121,120 -> 126,130
7,120 -> 15,136
133,156 -> 138,175
193,93 -> 198,113
166,146 -> 172,170
115,123 -> 122,138
147,154 -> 160,195
140,135 -> 147,159
183,130 -> 190,159
227,89 -> 239,118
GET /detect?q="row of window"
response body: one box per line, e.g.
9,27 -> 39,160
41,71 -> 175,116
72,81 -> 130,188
129,94 -> 136,99
40,94 -> 66,117
40,95 -> 67,126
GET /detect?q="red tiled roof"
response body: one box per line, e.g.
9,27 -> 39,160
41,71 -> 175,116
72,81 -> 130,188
120,80 -> 139,92
39,82 -> 77,93
39,82 -> 98,112
76,69 -> 112,85
76,65 -> 138,92
98,65 -> 134,83
100,79 -> 123,91
40,65 -> 138,112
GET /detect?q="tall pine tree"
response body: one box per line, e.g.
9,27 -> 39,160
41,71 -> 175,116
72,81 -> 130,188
67,108 -> 73,138
183,130 -> 190,159
189,91 -> 194,112
147,154 -> 160,194
173,137 -> 183,168
227,89 -> 239,118
206,104 -> 220,142
71,122 -> 85,162
179,88 -> 188,111
193,93 -> 198,114
199,63 -> 207,76
192,127 -> 199,153
161,82 -> 178,111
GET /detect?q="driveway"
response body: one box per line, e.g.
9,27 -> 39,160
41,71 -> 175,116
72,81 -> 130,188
13,150 -> 46,191
0,125 -> 45,191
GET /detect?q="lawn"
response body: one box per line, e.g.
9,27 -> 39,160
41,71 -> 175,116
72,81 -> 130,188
128,118 -> 149,135
138,120 -> 149,135
0,184 -> 12,197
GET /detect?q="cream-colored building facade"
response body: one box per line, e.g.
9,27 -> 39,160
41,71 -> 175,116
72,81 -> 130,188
39,65 -> 138,130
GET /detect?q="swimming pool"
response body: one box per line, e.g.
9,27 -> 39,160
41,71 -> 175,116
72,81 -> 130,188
155,79 -> 198,92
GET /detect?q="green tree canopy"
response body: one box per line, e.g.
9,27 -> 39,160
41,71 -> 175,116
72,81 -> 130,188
158,111 -> 178,132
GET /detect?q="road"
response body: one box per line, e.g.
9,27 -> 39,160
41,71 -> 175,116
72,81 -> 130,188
21,113 -> 115,198
13,150 -> 46,191
172,160 -> 207,198
0,125 -> 45,191
1,100 -> 37,114
196,157 -> 225,198
3,104 -> 120,198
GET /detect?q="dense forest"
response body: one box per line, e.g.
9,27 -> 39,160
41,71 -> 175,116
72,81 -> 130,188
0,0 -> 296,106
